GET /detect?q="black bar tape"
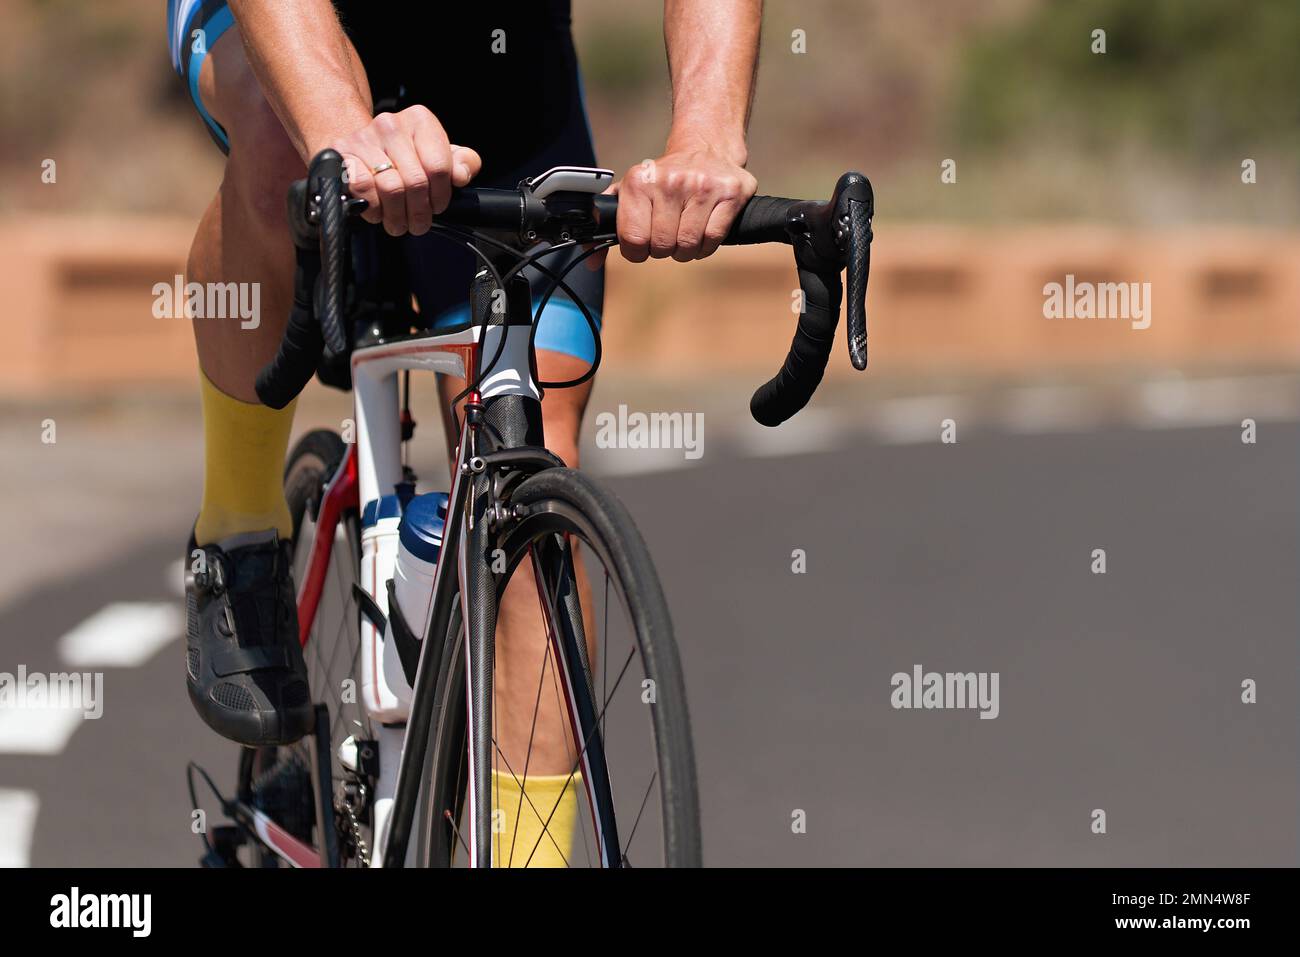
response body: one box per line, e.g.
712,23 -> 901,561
723,195 -> 800,246
749,263 -> 843,427
254,247 -> 324,409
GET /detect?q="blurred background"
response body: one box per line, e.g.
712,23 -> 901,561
0,0 -> 1296,867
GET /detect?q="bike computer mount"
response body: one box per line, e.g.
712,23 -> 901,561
525,166 -> 614,199
516,166 -> 616,244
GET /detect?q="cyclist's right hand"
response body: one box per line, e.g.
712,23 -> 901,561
330,105 -> 482,238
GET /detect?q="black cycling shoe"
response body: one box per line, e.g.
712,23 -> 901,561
184,530 -> 313,746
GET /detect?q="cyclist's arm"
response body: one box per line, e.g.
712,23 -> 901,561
227,0 -> 370,160
663,0 -> 759,169
614,0 -> 762,262
226,0 -> 480,235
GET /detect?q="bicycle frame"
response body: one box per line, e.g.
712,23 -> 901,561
249,302 -> 594,868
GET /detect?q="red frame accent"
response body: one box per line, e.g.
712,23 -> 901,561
299,336 -> 475,649
286,333 -> 479,864
253,809 -> 321,869
297,444 -> 359,648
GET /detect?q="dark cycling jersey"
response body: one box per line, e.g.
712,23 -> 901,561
167,0 -> 603,364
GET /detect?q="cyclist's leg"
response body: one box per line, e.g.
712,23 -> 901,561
186,9 -> 369,541
186,18 -> 303,544
175,3 -> 368,744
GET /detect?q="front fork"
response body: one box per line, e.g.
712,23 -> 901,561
461,389 -> 547,867
386,262 -> 551,867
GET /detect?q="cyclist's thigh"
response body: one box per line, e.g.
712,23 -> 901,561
170,1 -> 365,198
170,0 -> 299,237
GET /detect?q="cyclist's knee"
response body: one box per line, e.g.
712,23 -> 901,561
536,350 -> 592,468
201,32 -> 303,231
546,434 -> 580,469
535,395 -> 582,468
540,402 -> 586,469
223,114 -> 302,232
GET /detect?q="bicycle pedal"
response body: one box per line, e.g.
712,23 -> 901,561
200,825 -> 248,868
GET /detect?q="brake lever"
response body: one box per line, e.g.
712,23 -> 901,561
301,150 -> 370,356
830,173 -> 873,371
845,198 -> 871,370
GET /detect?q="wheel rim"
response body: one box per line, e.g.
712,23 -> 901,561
422,505 -> 690,868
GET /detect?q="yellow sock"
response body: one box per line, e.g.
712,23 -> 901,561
194,370 -> 297,545
491,770 -> 581,868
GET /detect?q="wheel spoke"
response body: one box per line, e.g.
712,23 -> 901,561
621,770 -> 657,864
601,572 -> 609,745
487,743 -> 571,867
446,808 -> 470,861
425,476 -> 694,868
522,644 -> 635,867
543,615 -> 593,868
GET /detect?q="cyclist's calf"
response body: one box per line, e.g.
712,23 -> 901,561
187,31 -> 305,399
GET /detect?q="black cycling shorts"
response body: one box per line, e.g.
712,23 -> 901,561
167,0 -> 604,363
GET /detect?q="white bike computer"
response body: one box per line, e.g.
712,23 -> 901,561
527,166 -> 615,199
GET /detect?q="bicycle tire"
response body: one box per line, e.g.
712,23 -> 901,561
417,467 -> 700,867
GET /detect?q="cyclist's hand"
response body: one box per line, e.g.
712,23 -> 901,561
332,105 -> 482,237
612,147 -> 757,263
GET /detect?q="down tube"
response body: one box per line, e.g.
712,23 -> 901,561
460,476 -> 497,866
380,418 -> 471,868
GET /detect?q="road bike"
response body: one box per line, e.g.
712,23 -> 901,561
188,149 -> 873,867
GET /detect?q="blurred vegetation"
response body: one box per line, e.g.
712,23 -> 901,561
935,0 -> 1300,223
1,0 -> 1295,224
954,0 -> 1300,155
0,0 -> 207,214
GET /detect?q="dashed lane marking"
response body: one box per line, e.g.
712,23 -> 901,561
0,789 -> 39,867
57,601 -> 183,669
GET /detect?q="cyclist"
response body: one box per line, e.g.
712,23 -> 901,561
172,0 -> 760,865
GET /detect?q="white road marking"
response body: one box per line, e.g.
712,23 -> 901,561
871,395 -> 965,444
0,705 -> 85,755
732,407 -> 845,458
998,385 -> 1104,434
57,601 -> 183,669
585,446 -> 703,477
166,558 -> 187,598
1128,376 -> 1300,429
580,379 -> 1300,466
0,789 -> 39,867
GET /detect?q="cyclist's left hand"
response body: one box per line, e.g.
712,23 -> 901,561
611,147 -> 757,263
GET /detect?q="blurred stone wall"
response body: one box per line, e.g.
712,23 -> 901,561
2,219 -> 1296,398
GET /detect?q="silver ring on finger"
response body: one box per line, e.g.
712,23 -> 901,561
370,160 -> 396,175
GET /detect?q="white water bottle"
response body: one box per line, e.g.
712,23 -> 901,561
358,494 -> 405,723
381,492 -> 449,718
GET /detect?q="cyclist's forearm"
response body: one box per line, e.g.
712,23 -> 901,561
227,0 -> 373,161
663,0 -> 761,166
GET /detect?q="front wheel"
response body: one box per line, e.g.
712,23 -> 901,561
418,468 -> 700,867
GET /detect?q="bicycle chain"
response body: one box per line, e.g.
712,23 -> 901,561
339,782 -> 370,868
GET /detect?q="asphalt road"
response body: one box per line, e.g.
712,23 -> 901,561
1,387 -> 1296,866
